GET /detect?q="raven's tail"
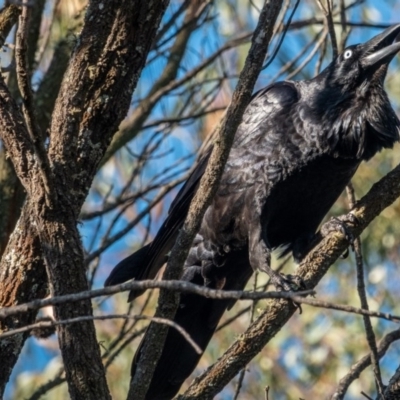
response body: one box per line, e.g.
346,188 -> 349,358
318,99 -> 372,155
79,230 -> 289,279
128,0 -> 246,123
104,243 -> 153,287
104,240 -> 170,301
131,250 -> 253,400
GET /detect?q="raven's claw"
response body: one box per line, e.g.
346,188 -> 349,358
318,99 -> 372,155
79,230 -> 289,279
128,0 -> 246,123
271,272 -> 306,292
321,216 -> 356,249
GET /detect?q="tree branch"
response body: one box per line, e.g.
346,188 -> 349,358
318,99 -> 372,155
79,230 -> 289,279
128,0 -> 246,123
15,0 -> 54,205
2,281 -> 399,338
331,329 -> 400,399
346,183 -> 384,398
384,364 -> 400,400
0,4 -> 20,48
0,314 -> 202,355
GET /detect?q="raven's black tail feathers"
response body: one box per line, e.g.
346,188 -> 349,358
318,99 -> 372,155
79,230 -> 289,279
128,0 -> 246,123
105,238 -> 252,399
104,242 -> 170,301
104,243 -> 152,287
131,250 -> 253,400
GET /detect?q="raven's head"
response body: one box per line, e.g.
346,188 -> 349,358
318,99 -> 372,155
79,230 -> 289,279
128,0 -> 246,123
314,24 -> 400,159
328,24 -> 400,90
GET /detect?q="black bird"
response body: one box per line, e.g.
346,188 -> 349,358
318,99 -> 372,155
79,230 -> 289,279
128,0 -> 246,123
105,25 -> 400,399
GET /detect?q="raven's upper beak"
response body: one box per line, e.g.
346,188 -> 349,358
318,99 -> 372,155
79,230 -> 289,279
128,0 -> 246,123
361,24 -> 400,69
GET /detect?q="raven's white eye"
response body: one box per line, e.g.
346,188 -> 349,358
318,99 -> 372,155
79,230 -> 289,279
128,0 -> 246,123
343,49 -> 353,59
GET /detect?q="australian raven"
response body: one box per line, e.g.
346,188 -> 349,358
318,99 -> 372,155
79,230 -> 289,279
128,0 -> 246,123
105,24 -> 400,399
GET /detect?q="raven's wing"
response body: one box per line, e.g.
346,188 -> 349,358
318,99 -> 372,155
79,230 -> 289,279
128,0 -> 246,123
104,147 -> 212,297
105,81 -> 301,299
203,82 -> 302,209
139,149 -> 212,278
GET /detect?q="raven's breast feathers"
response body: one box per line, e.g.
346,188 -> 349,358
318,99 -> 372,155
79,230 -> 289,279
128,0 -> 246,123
330,88 -> 400,159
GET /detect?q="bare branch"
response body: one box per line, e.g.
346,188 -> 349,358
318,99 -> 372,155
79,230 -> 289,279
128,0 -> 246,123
0,0 -> 170,397
384,364 -> 400,400
27,369 -> 65,400
85,174 -> 187,264
316,0 -> 338,58
0,313 -> 202,354
286,28 -> 328,80
0,75 -> 48,204
25,0 -> 45,72
103,0 -> 211,165
15,0 -> 54,204
1,279 -> 399,335
346,183 -> 384,398
331,329 -> 400,400
0,281 -> 314,320
0,4 -> 20,48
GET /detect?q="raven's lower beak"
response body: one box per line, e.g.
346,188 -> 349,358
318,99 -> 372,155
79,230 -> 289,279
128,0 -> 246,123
361,24 -> 400,69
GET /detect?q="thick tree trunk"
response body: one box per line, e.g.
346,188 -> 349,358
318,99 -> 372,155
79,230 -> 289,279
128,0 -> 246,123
0,1 -> 169,398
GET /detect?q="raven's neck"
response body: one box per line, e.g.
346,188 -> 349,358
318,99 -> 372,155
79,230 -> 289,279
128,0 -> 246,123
298,79 -> 400,160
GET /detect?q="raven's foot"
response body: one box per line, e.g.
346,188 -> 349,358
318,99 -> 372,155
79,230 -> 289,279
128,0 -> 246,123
270,272 -> 306,292
321,214 -> 359,250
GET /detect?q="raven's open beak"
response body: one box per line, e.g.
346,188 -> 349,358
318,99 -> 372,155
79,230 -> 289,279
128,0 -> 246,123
361,24 -> 400,69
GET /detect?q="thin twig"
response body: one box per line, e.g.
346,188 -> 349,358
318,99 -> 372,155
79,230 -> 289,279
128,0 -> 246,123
286,28 -> 328,80
0,282 -> 311,319
26,325 -> 148,399
34,0 -> 62,68
104,327 -> 147,368
315,33 -> 328,75
27,369 -> 65,400
233,271 -> 259,400
361,392 -> 374,400
316,0 -> 338,58
272,29 -> 324,82
338,0 -> 350,52
289,295 -> 399,322
85,175 -> 187,264
265,386 -> 270,400
346,183 -> 384,398
332,328 -> 400,399
1,277 -> 399,324
0,313 -> 202,354
153,0 -> 190,48
263,0 -> 300,70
